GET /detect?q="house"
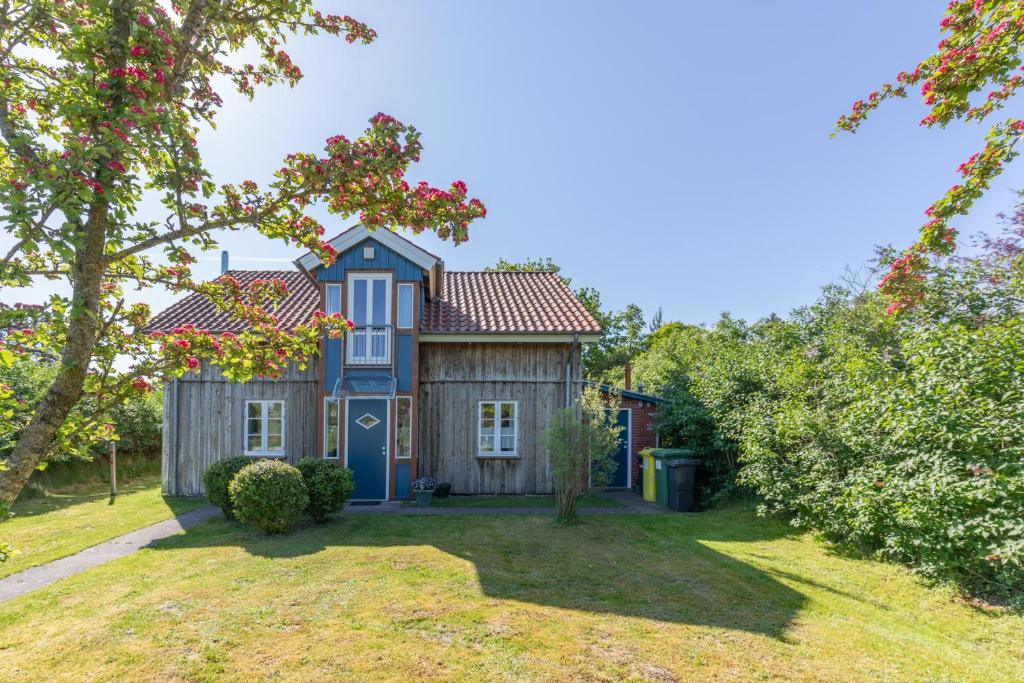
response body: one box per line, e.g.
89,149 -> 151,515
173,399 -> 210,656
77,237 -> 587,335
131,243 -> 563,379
150,225 -> 602,500
591,365 -> 666,492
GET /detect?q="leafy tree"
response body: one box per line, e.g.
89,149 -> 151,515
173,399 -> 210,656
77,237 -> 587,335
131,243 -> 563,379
648,306 -> 663,334
0,358 -> 161,464
835,0 -> 1024,312
543,386 -> 621,524
576,287 -> 648,383
632,213 -> 1024,602
0,2 -> 486,507
485,257 -> 565,282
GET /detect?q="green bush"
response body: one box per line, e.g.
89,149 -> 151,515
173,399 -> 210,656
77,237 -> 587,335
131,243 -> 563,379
103,390 -> 163,458
296,458 -> 354,522
203,456 -> 252,519
631,212 -> 1024,604
229,459 -> 308,534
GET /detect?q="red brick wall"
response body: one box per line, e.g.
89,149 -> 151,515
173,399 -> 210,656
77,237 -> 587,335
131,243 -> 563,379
621,397 -> 659,489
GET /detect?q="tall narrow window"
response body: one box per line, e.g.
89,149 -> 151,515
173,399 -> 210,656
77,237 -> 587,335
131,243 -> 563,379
346,273 -> 392,364
396,397 -> 412,459
478,401 -> 517,456
245,400 -> 285,456
324,399 -> 339,459
397,284 -> 413,329
326,284 -> 341,315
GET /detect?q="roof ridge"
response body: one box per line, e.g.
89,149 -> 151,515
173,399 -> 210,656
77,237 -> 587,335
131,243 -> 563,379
445,270 -> 561,275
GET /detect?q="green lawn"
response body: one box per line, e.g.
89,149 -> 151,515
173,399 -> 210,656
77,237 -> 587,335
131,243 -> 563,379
1,505 -> 1021,681
0,476 -> 205,579
400,493 -> 622,508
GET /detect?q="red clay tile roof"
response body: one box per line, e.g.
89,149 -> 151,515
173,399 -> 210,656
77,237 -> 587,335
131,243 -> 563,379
147,270 -> 318,333
421,271 -> 601,335
149,269 -> 601,336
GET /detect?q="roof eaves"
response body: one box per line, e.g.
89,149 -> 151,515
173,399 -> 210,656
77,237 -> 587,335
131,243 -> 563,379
586,380 -> 667,405
296,224 -> 440,272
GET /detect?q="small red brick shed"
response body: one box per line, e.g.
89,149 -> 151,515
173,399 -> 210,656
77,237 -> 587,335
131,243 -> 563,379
591,366 -> 665,491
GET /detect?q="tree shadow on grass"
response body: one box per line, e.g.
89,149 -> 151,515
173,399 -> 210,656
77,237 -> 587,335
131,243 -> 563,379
152,506 -> 810,640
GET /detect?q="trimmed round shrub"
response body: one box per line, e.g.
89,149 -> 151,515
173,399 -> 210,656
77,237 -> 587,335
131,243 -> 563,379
203,456 -> 252,519
296,458 -> 354,522
229,460 -> 309,534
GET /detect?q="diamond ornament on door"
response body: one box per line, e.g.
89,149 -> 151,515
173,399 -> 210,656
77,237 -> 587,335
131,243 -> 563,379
356,413 -> 381,430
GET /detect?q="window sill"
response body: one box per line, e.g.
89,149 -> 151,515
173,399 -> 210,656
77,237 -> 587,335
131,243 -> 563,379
244,453 -> 286,458
476,453 -> 519,460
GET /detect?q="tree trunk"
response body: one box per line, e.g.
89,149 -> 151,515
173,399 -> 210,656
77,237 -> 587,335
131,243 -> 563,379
0,2 -> 130,509
0,205 -> 107,508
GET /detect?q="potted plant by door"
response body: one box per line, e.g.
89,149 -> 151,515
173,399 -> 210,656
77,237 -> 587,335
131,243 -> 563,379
412,477 -> 437,508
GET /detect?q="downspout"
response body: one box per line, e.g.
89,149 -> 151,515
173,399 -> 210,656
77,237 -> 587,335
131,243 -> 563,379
564,333 -> 578,409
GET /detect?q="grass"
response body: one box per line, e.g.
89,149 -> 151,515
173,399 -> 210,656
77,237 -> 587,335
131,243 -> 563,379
1,504 -> 1022,681
0,475 -> 206,579
400,492 -> 623,508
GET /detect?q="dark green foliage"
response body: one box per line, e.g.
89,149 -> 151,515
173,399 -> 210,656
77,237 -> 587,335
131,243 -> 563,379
0,361 -> 60,461
0,361 -> 162,465
229,459 -> 309,534
296,458 -> 354,522
576,287 -> 649,383
203,456 -> 252,519
103,391 -> 163,458
633,214 -> 1024,604
655,380 -> 745,505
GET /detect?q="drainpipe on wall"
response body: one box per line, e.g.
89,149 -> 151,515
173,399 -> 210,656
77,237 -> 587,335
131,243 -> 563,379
564,333 -> 578,410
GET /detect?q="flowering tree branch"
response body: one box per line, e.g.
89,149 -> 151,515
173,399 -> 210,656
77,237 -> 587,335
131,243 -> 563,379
835,0 -> 1024,313
0,1 -> 486,507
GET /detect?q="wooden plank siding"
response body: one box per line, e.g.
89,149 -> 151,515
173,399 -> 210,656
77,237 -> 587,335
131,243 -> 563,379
417,342 -> 580,495
161,360 -> 318,496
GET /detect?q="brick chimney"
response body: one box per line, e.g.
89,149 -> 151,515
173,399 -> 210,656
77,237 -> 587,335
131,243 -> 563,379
624,362 -> 632,391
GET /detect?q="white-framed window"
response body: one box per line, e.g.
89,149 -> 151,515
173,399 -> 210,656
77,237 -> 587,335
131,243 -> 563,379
324,398 -> 340,459
397,283 -> 414,329
478,400 -> 517,456
325,284 -> 342,315
245,400 -> 285,455
396,396 -> 412,459
346,273 -> 392,364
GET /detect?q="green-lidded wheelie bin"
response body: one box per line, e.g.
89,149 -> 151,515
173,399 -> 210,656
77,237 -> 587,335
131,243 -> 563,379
646,448 -> 692,508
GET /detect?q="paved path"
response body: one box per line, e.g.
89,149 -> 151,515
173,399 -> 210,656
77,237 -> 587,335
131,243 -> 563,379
0,505 -> 219,604
344,490 -> 667,515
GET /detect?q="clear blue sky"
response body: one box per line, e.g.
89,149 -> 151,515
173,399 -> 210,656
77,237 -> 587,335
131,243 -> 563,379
13,1 -> 1024,325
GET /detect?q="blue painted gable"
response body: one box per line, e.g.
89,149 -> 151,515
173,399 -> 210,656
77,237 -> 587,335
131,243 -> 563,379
315,237 -> 424,283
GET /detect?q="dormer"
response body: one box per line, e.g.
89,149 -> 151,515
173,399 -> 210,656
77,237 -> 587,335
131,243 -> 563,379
294,225 -> 440,390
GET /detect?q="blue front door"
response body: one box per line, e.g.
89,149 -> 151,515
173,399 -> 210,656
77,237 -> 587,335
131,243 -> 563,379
607,409 -> 630,488
347,398 -> 388,500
